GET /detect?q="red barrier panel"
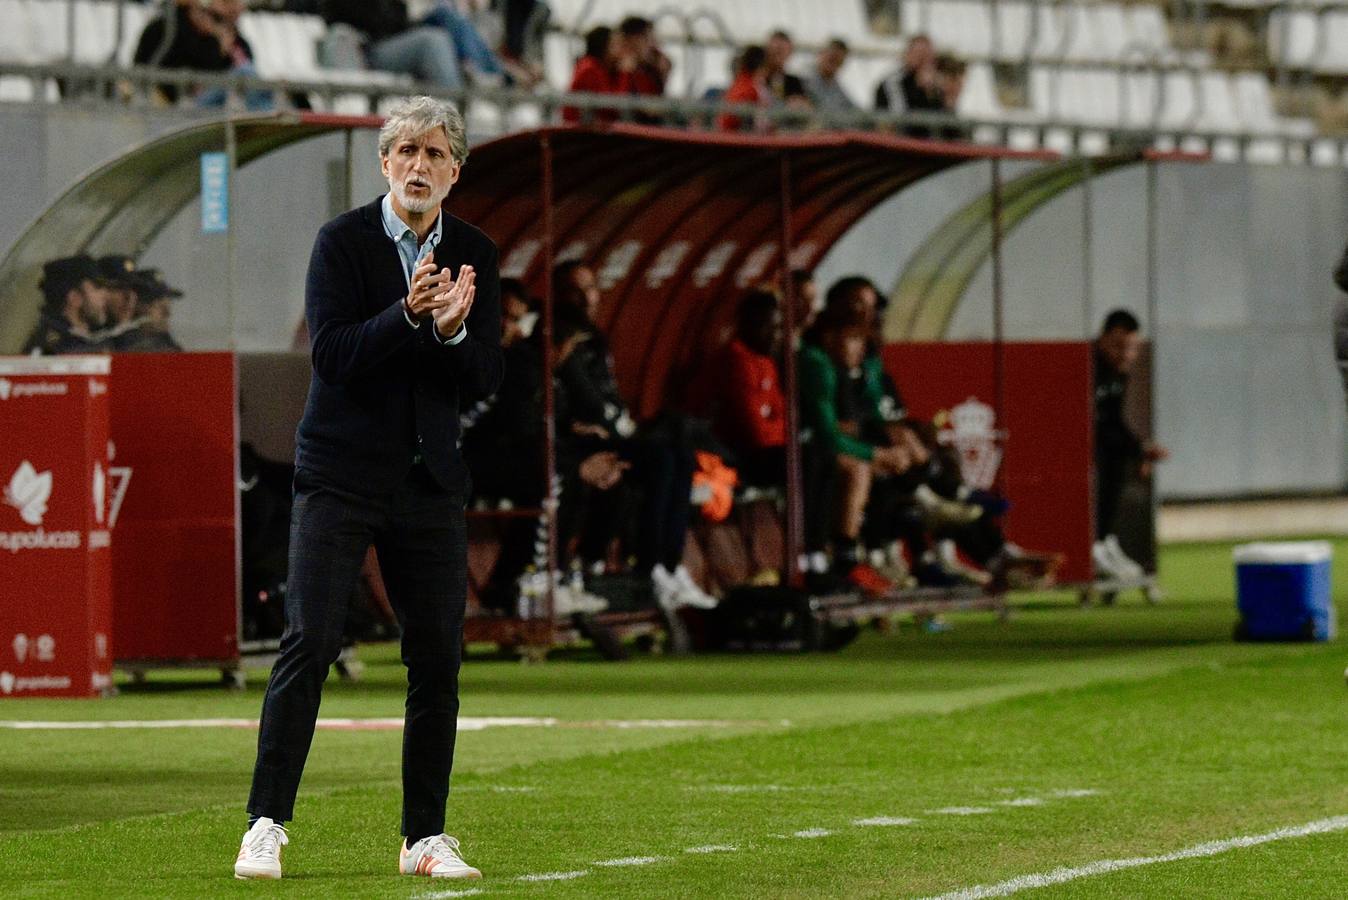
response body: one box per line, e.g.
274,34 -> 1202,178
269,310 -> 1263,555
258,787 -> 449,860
883,342 -> 1094,583
108,353 -> 239,665
0,356 -> 113,697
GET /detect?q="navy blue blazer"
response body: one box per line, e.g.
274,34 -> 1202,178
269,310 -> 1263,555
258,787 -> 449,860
295,196 -> 504,497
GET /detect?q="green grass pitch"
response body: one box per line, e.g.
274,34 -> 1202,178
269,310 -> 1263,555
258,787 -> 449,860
4,539 -> 1348,898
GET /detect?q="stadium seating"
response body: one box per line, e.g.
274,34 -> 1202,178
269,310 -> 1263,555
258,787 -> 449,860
1268,9 -> 1348,73
0,0 -> 1339,161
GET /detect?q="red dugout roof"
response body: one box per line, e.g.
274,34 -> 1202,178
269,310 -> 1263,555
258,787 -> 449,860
444,124 -> 1056,420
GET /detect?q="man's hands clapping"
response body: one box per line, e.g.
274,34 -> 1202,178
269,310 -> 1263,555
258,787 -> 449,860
406,250 -> 477,340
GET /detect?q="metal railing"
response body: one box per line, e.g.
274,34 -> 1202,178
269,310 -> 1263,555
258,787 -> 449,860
0,57 -> 1342,165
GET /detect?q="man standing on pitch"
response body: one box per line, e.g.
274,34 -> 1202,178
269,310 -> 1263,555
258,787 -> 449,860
235,96 -> 503,881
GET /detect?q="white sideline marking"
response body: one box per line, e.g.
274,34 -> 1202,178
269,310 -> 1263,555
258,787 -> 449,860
684,845 -> 738,854
921,815 -> 1348,900
422,889 -> 486,899
854,816 -> 918,827
996,798 -> 1045,808
932,807 -> 994,816
0,716 -> 754,732
792,828 -> 833,838
517,870 -> 589,882
1049,788 -> 1101,799
593,856 -> 665,867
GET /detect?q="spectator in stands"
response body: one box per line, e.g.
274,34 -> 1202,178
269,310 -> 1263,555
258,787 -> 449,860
705,290 -> 787,488
1093,309 -> 1168,580
499,277 -> 538,347
23,256 -> 112,355
717,44 -> 770,132
563,26 -> 628,124
875,34 -> 944,137
618,16 -> 670,100
502,0 -> 548,74
934,53 -> 970,140
420,0 -> 526,88
803,38 -> 856,114
134,0 -> 273,110
764,30 -> 811,110
114,270 -> 185,352
319,0 -> 466,91
554,260 -> 717,610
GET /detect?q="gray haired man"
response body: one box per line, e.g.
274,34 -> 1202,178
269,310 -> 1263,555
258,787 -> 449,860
235,96 -> 503,881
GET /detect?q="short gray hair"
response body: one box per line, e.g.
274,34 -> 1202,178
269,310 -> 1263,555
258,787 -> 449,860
378,96 -> 469,164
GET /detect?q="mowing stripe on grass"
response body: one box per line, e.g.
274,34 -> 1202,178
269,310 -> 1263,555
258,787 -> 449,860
923,814 -> 1348,900
0,716 -> 763,732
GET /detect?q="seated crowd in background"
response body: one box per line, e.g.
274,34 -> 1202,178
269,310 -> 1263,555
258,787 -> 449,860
131,0 -> 544,109
561,16 -> 669,124
718,31 -> 967,136
23,255 -> 185,355
462,261 -> 716,617
458,257 -> 1059,619
124,3 -> 973,140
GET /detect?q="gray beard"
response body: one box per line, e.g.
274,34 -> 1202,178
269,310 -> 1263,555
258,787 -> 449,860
390,179 -> 448,215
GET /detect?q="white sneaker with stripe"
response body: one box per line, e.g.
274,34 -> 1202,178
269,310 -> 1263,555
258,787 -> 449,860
400,833 -> 482,879
234,817 -> 288,880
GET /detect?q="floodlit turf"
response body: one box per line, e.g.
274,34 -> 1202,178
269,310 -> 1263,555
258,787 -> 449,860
3,539 -> 1348,898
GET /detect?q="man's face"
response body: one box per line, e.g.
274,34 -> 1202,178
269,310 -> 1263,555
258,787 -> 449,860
381,127 -> 461,216
796,278 -> 818,324
819,46 -> 846,79
503,292 -> 529,325
941,72 -> 965,106
570,266 -> 601,318
625,30 -> 652,60
210,0 -> 243,24
766,35 -> 792,71
107,287 -> 136,325
905,38 -> 933,71
145,298 -> 173,330
1098,326 -> 1141,373
71,280 -> 109,329
855,285 -> 879,314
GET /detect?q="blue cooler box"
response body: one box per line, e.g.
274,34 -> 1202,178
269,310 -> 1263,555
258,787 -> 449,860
1234,541 -> 1335,641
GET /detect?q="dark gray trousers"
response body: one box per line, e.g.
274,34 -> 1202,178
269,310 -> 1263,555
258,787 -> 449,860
247,462 -> 467,840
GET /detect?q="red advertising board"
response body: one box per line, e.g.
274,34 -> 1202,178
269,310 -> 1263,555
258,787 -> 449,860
0,356 -> 113,698
108,353 -> 239,664
883,342 -> 1095,584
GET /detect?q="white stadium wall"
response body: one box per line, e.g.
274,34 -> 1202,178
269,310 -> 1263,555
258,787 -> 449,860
819,157 -> 1348,500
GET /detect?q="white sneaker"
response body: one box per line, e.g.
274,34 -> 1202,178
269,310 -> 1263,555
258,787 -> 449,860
936,540 -> 991,587
1103,535 -> 1145,579
672,564 -> 719,609
1092,540 -> 1120,579
234,817 -> 288,880
651,564 -> 682,611
553,580 -> 609,615
400,833 -> 482,879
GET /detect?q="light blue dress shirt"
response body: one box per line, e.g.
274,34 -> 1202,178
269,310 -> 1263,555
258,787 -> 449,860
381,193 -> 466,345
